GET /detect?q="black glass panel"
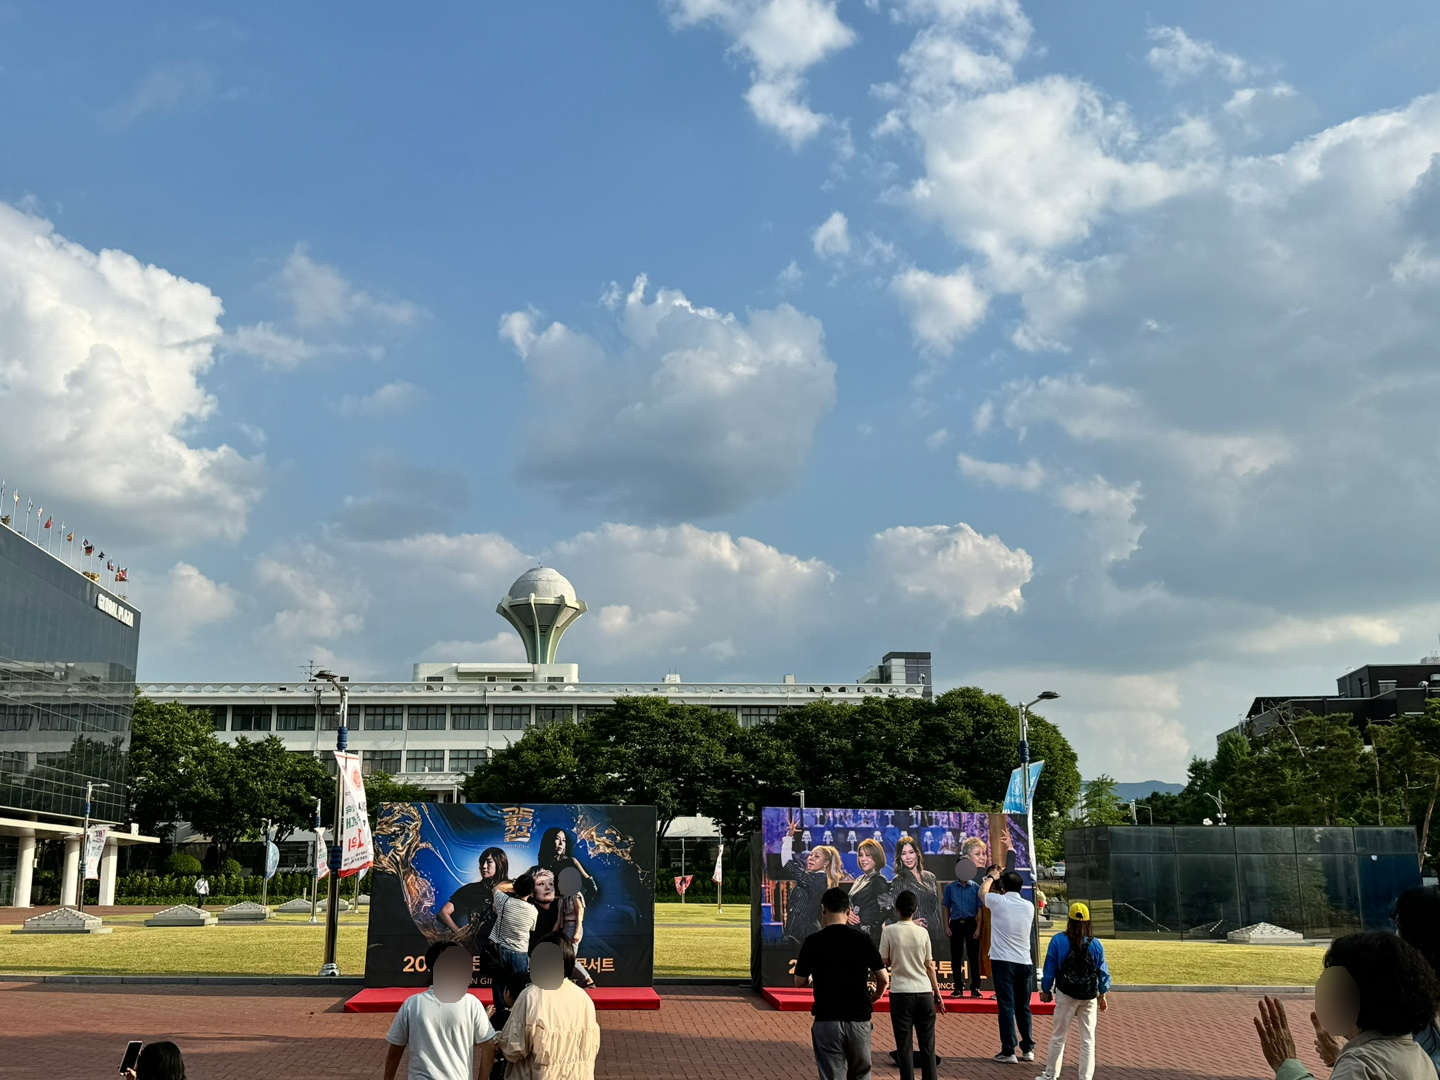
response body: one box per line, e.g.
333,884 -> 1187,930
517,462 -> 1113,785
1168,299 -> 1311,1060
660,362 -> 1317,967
1176,827 -> 1236,854
1354,828 -> 1417,855
1109,827 -> 1176,853
1176,854 -> 1241,938
1234,828 -> 1296,853
1110,853 -> 1180,938
1238,854 -> 1305,933
1298,854 -> 1362,936
1296,828 -> 1355,853
1357,854 -> 1421,930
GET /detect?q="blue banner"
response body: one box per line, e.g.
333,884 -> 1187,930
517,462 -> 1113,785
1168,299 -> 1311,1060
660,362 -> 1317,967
263,841 -> 280,881
1002,761 -> 1044,814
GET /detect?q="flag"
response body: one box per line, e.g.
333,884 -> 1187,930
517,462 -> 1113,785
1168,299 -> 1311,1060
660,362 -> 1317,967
65,531 -> 73,542
83,540 -> 93,555
1,517 -> 9,527
315,826 -> 329,880
98,551 -> 105,560
83,827 -> 109,880
42,516 -> 51,529
106,561 -> 114,571
115,568 -> 128,582
712,843 -> 723,885
334,751 -> 373,876
1002,761 -> 1045,815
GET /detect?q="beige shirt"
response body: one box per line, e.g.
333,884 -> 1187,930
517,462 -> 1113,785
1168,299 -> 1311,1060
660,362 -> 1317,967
1277,1031 -> 1434,1080
498,979 -> 601,1080
880,921 -> 934,995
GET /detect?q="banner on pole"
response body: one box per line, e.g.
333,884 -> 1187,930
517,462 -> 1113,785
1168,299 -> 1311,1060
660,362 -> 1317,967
712,844 -> 723,885
1003,761 -> 1045,815
83,826 -> 108,880
315,826 -> 329,880
263,840 -> 280,881
334,750 -> 374,877
674,874 -> 693,895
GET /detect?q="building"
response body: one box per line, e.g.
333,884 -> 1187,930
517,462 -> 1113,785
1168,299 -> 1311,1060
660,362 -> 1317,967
1233,657 -> 1440,742
0,521 -> 158,907
142,567 -> 933,801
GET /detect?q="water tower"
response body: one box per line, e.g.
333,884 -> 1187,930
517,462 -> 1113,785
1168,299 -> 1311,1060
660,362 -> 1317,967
496,566 -> 587,664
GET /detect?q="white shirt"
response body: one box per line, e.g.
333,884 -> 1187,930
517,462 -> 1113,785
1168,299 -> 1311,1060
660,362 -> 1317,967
984,891 -> 1035,966
386,988 -> 495,1080
879,921 -> 933,995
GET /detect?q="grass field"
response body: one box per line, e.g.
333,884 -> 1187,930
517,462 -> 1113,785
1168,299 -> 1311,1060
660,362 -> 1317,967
0,908 -> 1324,985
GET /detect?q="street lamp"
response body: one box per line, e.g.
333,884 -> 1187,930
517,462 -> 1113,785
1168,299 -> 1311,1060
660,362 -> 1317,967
76,781 -> 109,914
1130,800 -> 1153,825
1018,691 -> 1059,976
793,789 -> 805,811
1204,791 -> 1226,825
312,669 -> 350,977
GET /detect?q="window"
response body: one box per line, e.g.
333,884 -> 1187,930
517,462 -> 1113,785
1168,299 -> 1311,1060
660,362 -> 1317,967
319,705 -> 341,731
34,752 -> 69,770
710,705 -> 738,718
535,705 -> 572,726
0,704 -> 32,730
451,705 -> 487,730
202,705 -> 227,731
740,705 -> 780,727
233,706 -> 272,732
492,705 -> 530,730
364,705 -> 404,731
406,750 -> 445,773
0,751 -> 27,774
276,705 -> 316,731
577,705 -> 611,721
409,705 -> 446,730
450,749 -> 487,774
364,750 -> 401,776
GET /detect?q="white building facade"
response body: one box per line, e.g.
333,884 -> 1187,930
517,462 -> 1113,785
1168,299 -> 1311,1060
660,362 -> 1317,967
140,568 -> 931,800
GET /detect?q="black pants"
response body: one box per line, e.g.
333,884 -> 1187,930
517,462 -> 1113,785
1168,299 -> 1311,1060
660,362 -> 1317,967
889,992 -> 937,1080
992,959 -> 1034,1055
949,918 -> 980,990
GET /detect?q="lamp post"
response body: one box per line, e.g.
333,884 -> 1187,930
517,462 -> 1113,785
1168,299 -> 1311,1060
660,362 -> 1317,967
312,669 -> 350,977
1130,800 -> 1153,825
1018,691 -> 1059,976
76,780 -> 109,913
1204,791 -> 1226,825
259,818 -> 273,910
793,789 -> 805,812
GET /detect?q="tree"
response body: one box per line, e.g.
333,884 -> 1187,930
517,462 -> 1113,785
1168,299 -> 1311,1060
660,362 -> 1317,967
363,771 -> 433,833
1374,706 -> 1440,865
128,697 -> 221,843
1081,775 -> 1129,826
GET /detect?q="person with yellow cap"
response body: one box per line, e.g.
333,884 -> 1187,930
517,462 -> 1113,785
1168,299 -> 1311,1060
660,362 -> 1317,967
1035,901 -> 1111,1080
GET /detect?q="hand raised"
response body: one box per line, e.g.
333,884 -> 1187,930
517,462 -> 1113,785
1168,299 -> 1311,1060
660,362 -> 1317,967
1311,1011 -> 1341,1066
1254,996 -> 1298,1071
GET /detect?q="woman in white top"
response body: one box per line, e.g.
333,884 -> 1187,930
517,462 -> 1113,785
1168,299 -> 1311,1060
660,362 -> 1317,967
880,889 -> 944,1080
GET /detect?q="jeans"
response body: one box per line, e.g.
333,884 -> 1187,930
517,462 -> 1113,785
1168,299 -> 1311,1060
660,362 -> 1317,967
1040,990 -> 1098,1080
811,1020 -> 873,1080
489,947 -> 530,1033
888,993 -> 937,1080
948,919 -> 980,990
992,959 -> 1034,1055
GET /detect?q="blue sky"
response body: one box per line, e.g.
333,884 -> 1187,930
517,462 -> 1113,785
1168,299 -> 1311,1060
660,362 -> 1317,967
7,1 -> 1440,781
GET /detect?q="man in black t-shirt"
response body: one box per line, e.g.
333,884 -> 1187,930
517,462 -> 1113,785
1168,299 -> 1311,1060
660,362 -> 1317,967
794,886 -> 891,1080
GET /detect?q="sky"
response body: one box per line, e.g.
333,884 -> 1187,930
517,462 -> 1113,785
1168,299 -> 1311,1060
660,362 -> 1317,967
6,1 -> 1440,783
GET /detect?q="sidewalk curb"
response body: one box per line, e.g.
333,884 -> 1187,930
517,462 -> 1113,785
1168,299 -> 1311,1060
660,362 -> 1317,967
0,974 -> 365,986
1111,984 -> 1311,994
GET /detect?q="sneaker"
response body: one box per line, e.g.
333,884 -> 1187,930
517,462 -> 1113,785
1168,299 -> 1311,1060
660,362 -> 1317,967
950,988 -> 965,997
1022,1051 -> 1036,1062
993,1053 -> 1018,1064
970,989 -> 983,998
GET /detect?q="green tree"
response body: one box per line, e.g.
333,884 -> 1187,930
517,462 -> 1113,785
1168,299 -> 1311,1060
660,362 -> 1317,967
465,717 -> 606,805
128,697 -> 221,843
1081,774 -> 1129,826
1374,706 -> 1440,864
362,771 -> 433,833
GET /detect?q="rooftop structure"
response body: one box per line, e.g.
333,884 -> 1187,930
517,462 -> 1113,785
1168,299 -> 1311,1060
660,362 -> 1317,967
1230,657 -> 1440,742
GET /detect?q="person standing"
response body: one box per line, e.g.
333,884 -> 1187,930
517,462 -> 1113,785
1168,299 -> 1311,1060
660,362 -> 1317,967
498,934 -> 601,1080
384,940 -> 497,1080
891,837 -> 945,958
847,839 -> 893,949
440,847 -> 509,945
880,890 -> 944,1080
781,819 -> 846,946
942,858 -> 982,998
1036,902 -> 1110,1080
981,867 -> 1036,1064
193,875 -> 209,906
794,886 -> 891,1080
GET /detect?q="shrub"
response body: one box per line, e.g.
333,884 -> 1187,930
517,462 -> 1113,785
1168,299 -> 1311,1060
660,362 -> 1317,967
219,858 -> 243,876
161,852 -> 203,876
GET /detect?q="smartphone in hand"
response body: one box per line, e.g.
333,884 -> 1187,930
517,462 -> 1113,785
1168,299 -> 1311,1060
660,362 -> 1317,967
120,1041 -> 142,1073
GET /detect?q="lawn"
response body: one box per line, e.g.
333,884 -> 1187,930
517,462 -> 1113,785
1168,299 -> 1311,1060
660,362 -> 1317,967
0,908 -> 1322,985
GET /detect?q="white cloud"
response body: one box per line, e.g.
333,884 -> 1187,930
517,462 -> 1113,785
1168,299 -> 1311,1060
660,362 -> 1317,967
101,60 -> 218,129
336,380 -> 420,417
255,545 -> 368,643
1146,26 -> 1252,85
925,427 -> 950,451
811,210 -> 852,257
871,521 -> 1032,620
777,260 -> 805,290
665,0 -> 856,146
501,274 -> 837,519
957,454 -> 1044,490
141,562 -> 238,639
1055,477 -> 1143,567
278,246 -> 417,330
417,633 -> 529,664
227,322 -> 320,368
1236,615 -> 1403,655
0,202 -> 262,544
890,266 -> 989,352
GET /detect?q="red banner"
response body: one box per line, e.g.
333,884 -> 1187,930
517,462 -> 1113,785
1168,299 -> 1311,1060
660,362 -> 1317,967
674,874 -> 693,895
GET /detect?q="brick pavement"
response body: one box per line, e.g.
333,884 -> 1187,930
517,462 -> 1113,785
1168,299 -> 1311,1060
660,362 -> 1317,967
0,983 -> 1314,1080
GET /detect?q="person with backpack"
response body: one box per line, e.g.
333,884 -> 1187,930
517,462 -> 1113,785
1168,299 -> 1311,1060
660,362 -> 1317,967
1036,902 -> 1111,1080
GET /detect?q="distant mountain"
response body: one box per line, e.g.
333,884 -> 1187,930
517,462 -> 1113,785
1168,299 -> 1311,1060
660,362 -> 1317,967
1113,780 -> 1185,801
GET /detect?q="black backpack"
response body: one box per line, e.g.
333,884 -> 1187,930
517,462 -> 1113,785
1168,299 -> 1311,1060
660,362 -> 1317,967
1055,936 -> 1100,1000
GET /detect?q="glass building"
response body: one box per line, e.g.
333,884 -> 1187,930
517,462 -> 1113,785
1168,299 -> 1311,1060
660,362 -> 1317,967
1066,825 -> 1421,939
0,522 -> 148,907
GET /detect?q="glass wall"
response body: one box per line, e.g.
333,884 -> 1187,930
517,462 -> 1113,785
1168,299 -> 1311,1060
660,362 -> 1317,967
0,525 -> 139,824
1067,825 -> 1419,940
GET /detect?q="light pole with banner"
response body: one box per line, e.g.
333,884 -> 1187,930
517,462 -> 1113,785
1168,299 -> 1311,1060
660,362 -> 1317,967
1017,691 -> 1059,976
259,819 -> 279,909
313,670 -> 350,976
310,797 -> 324,924
76,780 -> 109,913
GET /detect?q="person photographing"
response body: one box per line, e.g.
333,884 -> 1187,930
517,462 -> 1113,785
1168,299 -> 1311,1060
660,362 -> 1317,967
1036,902 -> 1110,1080
980,866 -> 1036,1064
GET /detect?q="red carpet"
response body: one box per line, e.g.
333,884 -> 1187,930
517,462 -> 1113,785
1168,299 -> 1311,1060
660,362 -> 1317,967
761,987 -> 1055,1015
345,986 -> 662,1013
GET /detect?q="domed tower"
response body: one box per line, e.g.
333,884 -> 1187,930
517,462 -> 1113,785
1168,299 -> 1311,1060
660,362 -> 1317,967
497,567 -> 587,665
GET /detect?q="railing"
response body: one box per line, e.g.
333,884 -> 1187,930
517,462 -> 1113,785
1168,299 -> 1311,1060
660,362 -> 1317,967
137,680 -> 924,698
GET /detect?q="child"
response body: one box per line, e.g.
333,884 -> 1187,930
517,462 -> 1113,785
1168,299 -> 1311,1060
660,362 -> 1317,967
1037,902 -> 1111,1080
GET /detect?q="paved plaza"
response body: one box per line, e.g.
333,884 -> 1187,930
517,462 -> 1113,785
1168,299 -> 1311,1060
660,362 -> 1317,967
0,982 -> 1307,1080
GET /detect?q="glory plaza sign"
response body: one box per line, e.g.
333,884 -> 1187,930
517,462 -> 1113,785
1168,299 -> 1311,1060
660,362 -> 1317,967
95,592 -> 135,627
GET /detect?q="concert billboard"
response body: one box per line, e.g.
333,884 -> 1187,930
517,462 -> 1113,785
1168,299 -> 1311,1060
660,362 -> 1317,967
752,806 -> 1032,988
366,802 -> 656,988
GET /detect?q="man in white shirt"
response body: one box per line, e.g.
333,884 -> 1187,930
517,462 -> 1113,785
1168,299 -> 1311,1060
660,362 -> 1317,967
980,868 -> 1036,1065
385,941 -> 496,1080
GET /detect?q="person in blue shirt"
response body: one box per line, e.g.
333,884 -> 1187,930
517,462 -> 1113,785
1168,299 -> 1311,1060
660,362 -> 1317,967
1037,902 -> 1111,1080
941,855 -> 983,998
